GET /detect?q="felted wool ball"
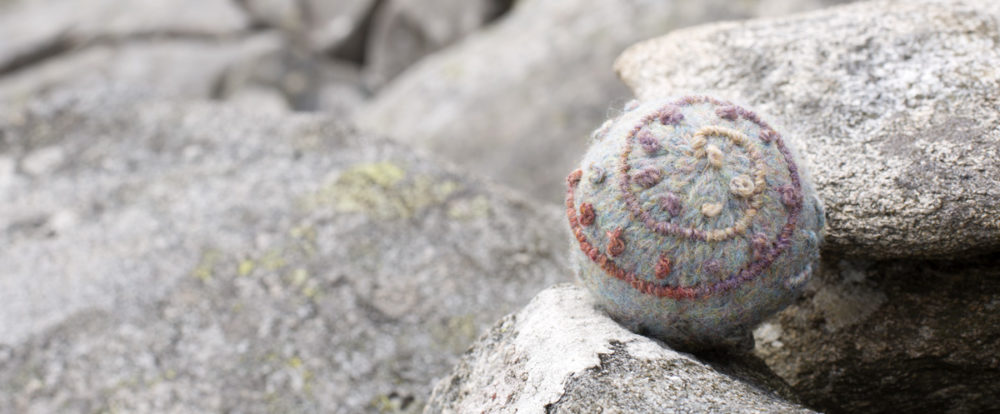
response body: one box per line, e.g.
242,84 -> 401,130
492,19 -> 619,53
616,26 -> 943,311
565,96 -> 824,351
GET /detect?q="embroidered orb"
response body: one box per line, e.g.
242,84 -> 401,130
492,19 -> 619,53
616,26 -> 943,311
566,96 -> 824,351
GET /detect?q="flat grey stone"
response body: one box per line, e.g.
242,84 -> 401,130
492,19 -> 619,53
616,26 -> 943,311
0,33 -> 283,111
615,0 -> 1000,258
0,87 -> 568,413
425,284 -> 814,414
0,0 -> 251,73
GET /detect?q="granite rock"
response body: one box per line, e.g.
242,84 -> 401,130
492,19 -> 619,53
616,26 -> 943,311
0,33 -> 283,111
615,0 -> 1000,258
0,87 -> 568,413
753,254 -> 1000,413
0,0 -> 251,74
0,0 -> 372,116
426,284 -> 814,414
358,0 -> 854,205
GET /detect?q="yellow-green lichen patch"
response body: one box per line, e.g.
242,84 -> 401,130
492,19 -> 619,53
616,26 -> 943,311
288,268 -> 309,287
283,355 -> 315,395
301,283 -> 320,299
430,314 -> 480,354
303,161 -> 464,219
237,259 -> 255,276
191,232 -> 322,301
447,195 -> 492,220
289,225 -> 318,257
259,248 -> 288,271
291,127 -> 324,151
193,249 -> 223,282
432,179 -> 460,199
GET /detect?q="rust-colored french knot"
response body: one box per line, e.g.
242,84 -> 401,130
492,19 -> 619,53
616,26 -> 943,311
579,202 -> 596,226
776,184 -> 802,208
716,105 -> 739,120
751,232 -> 771,258
655,255 -> 672,279
567,169 -> 583,187
606,228 -> 625,257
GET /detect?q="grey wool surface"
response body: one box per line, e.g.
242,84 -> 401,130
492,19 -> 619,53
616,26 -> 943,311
567,97 -> 824,351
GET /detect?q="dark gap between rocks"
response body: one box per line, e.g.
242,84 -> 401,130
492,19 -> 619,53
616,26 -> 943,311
0,29 -> 267,78
0,35 -> 74,76
328,0 -> 386,65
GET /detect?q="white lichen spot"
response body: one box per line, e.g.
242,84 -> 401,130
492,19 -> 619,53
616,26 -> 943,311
753,322 -> 784,348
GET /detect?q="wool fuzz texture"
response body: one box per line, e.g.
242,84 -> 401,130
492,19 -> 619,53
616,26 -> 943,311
566,96 -> 824,351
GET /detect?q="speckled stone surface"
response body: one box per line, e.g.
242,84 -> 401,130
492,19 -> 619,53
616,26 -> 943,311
615,0 -> 1000,259
752,254 -> 1000,414
0,86 -> 568,413
566,97 -> 823,351
424,284 -> 814,414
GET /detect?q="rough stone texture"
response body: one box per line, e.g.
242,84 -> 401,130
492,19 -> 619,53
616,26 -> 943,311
357,0 -> 854,205
615,0 -> 1000,258
425,284 -> 813,413
0,87 -> 568,413
363,0 -> 511,88
752,254 -> 1000,413
0,0 -> 251,74
0,33 -> 282,110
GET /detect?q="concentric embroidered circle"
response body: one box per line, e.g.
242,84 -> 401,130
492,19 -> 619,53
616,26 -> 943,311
620,124 -> 768,243
565,96 -> 805,299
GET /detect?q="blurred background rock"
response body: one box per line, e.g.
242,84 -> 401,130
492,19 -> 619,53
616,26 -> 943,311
0,0 -> 853,201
